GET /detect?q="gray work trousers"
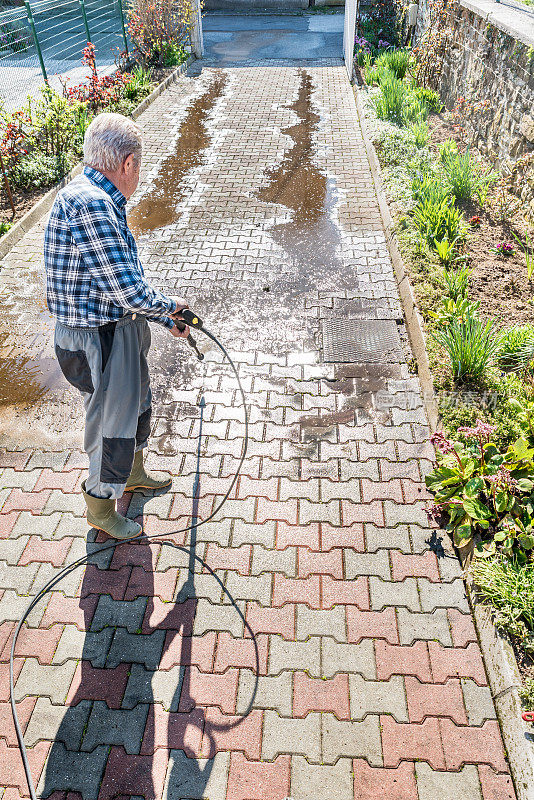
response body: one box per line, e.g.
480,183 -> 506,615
54,314 -> 152,499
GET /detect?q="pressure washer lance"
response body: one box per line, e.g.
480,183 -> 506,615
10,311 -> 258,800
176,307 -> 205,361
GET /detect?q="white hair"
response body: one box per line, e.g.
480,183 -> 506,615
83,112 -> 142,172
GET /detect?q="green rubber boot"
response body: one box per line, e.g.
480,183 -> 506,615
82,481 -> 142,540
125,449 -> 172,492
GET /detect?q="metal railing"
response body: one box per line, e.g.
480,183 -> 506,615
0,0 -> 131,110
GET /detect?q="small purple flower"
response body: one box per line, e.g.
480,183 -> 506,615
378,39 -> 391,49
425,503 -> 443,523
458,419 -> 496,443
431,431 -> 456,455
487,466 -> 518,492
492,242 -> 515,256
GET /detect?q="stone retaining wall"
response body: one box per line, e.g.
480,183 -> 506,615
415,0 -> 534,173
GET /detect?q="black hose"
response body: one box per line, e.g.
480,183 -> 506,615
10,325 -> 254,800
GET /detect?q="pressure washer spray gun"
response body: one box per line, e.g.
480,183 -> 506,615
175,308 -> 205,361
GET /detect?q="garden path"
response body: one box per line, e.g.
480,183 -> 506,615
0,57 -> 517,799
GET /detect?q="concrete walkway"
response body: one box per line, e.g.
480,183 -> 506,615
0,58 -> 517,800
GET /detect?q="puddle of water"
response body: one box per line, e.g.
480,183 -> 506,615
128,72 -> 227,236
257,70 -> 344,294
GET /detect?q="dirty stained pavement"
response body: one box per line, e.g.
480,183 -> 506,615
0,36 -> 517,800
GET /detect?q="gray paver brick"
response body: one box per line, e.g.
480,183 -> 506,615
322,713 -> 383,766
0,560 -> 39,593
90,596 -> 147,633
349,674 -> 408,722
25,697 -> 92,748
81,701 -> 150,754
321,638 -> 376,680
15,658 -> 78,703
162,750 -> 230,800
236,669 -> 293,716
193,598 -> 245,637
269,635 -> 321,676
296,605 -> 346,642
418,578 -> 469,613
252,544 -> 296,576
345,550 -> 391,579
262,709 -> 321,761
36,744 -> 109,800
11,511 -> 62,539
291,756 -> 354,800
397,608 -> 453,646
106,628 -> 166,669
415,763 -> 482,799
461,679 -> 497,726
223,572 -> 272,605
52,624 -> 84,664
365,523 -> 411,553
369,576 -> 421,611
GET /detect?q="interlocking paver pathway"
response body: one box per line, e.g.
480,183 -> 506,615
0,57 -> 517,800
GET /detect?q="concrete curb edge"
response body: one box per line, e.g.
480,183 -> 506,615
0,55 -> 196,261
352,82 -> 534,800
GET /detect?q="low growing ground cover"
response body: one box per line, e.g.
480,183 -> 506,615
357,41 -> 534,705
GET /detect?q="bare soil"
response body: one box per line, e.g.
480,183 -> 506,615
428,114 -> 534,328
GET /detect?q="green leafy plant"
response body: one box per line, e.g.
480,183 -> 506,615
433,236 -> 466,267
429,297 -> 479,327
471,555 -> 534,648
519,677 -> 534,710
0,220 -> 12,236
426,423 -> 534,556
122,64 -> 154,101
443,149 -> 477,202
373,74 -> 408,125
411,85 -> 443,112
11,152 -> 69,190
431,314 -> 502,382
403,97 -> 429,124
441,264 -> 471,300
411,173 -> 450,206
513,230 -> 534,281
497,325 -> 534,372
437,138 -> 458,164
410,120 -> 430,148
375,47 -> 410,79
413,195 -> 464,246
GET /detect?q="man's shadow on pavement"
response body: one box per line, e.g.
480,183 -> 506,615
41,400 -> 258,800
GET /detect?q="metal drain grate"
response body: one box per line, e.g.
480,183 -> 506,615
321,319 -> 404,363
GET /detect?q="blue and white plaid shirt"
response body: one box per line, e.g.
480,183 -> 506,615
44,166 -> 177,329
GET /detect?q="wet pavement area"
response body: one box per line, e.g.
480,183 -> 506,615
0,36 -> 517,800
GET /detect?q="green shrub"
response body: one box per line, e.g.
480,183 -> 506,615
497,325 -> 534,372
123,64 -> 153,102
160,41 -> 188,67
0,220 -> 12,236
373,74 -> 408,125
519,678 -> 534,711
438,138 -> 458,164
413,196 -> 464,246
411,173 -> 450,206
471,556 -> 534,641
443,150 -> 477,202
403,97 -> 429,124
11,152 -> 69,190
441,265 -> 471,299
430,297 -> 479,327
410,120 -> 430,148
411,85 -> 443,112
375,48 -> 410,79
431,314 -> 502,382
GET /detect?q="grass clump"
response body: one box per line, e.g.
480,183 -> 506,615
497,324 -> 534,372
431,314 -> 502,382
373,74 -> 407,125
375,48 -> 410,79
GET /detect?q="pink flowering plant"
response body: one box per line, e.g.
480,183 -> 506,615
425,420 -> 534,559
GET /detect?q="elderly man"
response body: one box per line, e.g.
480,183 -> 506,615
44,112 -> 189,540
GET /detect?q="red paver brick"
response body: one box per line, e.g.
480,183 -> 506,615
376,641 -> 432,682
0,511 -> 19,539
298,548 -> 343,579
272,574 -> 321,609
353,759 -> 418,800
2,489 -> 51,514
381,716 -> 446,769
99,746 -> 168,800
405,677 -> 468,724
391,551 -> 439,582
293,672 -> 350,719
206,543 -> 251,575
66,662 -> 129,708
276,521 -> 319,550
0,739 -> 50,792
18,537 -> 73,567
33,469 -> 81,493
429,642 -> 487,685
347,607 -> 398,644
109,539 -> 159,570
143,515 -> 187,544
178,666 -> 239,714
321,521 -> 365,551
246,601 -> 295,640
322,575 -> 369,610
342,499 -> 384,526
226,752 -> 291,800
214,631 -> 268,674
3,623 -> 63,664
0,697 -> 36,745
140,705 -> 204,756
440,719 -> 508,772
361,479 -> 403,503
41,594 -> 97,631
0,657 -> 23,701
478,765 -> 516,800
160,631 -> 216,672
0,450 -> 30,469
202,708 -> 264,759
169,492 -> 213,520
143,597 -> 196,633
82,564 -> 131,601
0,621 -> 15,656
448,609 -> 478,647
256,497 -> 297,524
402,479 -> 432,503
